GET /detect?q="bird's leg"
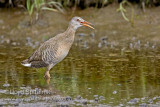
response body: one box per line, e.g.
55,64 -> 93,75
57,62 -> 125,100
44,70 -> 50,79
44,64 -> 54,79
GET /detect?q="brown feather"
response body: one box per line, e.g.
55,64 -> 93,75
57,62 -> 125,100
22,25 -> 75,68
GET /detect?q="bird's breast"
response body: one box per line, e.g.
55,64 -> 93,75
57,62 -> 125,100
56,44 -> 70,62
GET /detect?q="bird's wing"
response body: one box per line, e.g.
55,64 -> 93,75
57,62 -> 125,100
41,43 -> 59,64
28,39 -> 58,64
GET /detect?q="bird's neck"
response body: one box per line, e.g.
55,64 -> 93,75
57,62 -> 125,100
64,24 -> 76,37
61,24 -> 76,48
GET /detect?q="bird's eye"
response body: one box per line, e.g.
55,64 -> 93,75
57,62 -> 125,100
77,19 -> 80,21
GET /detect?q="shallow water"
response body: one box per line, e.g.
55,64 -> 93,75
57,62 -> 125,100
0,6 -> 160,106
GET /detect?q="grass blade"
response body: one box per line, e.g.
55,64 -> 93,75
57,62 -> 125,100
41,7 -> 58,12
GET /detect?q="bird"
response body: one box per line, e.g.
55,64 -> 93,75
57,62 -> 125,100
21,16 -> 94,79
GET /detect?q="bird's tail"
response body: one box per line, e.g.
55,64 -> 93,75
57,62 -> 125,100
21,59 -> 31,67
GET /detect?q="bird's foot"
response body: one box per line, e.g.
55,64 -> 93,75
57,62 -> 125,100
44,72 -> 51,79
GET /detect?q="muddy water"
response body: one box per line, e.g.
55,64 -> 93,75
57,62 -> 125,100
0,6 -> 160,106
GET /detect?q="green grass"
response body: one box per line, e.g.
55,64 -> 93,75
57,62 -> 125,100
117,0 -> 135,27
26,0 -> 34,24
26,0 -> 65,25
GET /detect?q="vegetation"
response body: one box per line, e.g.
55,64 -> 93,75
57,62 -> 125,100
26,0 -> 34,24
25,0 -> 136,25
26,0 -> 64,24
117,0 -> 134,27
0,0 -> 159,9
0,0 -> 159,25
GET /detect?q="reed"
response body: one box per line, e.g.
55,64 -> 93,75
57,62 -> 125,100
26,0 -> 65,25
117,0 -> 135,27
26,0 -> 34,24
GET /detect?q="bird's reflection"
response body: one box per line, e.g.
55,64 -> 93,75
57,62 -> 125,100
45,78 -> 50,85
44,77 -> 63,96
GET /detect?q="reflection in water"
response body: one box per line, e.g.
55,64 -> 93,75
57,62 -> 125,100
0,44 -> 160,106
45,78 -> 50,85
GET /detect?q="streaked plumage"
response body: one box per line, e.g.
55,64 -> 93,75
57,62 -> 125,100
21,16 -> 94,79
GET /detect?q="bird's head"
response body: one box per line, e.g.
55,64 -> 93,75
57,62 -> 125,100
70,16 -> 94,30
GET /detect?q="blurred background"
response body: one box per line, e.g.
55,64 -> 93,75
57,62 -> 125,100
0,0 -> 160,106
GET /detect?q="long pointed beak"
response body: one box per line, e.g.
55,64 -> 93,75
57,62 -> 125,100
82,21 -> 94,29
